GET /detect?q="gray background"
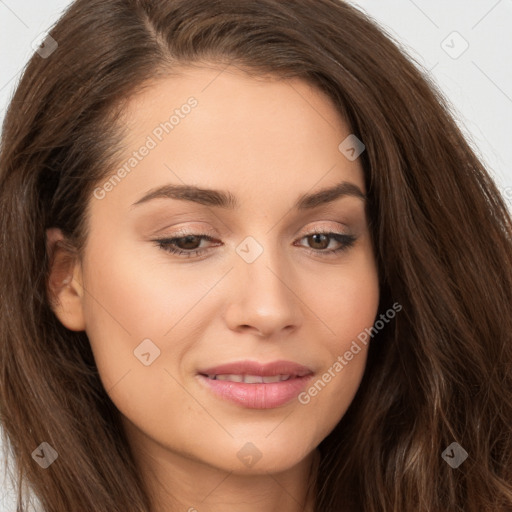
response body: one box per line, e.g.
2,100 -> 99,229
1,0 -> 512,509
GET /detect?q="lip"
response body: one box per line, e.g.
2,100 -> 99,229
196,359 -> 314,409
198,359 -> 313,378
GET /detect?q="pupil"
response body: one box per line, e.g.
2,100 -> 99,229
179,235 -> 199,249
310,234 -> 327,249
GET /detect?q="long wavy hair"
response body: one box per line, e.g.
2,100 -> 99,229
1,0 -> 511,510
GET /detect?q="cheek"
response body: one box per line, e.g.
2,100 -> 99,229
314,248 -> 380,348
298,251 -> 379,430
81,235 -> 208,340
79,235 -> 226,399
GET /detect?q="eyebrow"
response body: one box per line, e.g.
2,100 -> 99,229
130,180 -> 365,210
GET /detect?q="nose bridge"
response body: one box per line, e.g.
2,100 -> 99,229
224,233 -> 302,336
236,234 -> 289,292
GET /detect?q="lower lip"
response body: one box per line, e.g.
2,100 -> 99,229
197,374 -> 313,409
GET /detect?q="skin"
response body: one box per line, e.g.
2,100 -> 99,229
47,64 -> 380,512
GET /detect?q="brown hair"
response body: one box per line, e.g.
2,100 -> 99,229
1,0 -> 511,510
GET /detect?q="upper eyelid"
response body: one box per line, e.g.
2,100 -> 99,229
156,229 -> 350,242
156,220 -> 351,238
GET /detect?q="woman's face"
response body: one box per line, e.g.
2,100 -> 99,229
54,65 -> 379,476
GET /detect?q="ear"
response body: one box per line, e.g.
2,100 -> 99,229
46,227 -> 86,331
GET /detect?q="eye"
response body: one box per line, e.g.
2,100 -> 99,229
153,232 -> 218,259
152,230 -> 357,259
296,231 -> 357,256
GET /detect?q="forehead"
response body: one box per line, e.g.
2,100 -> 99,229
92,64 -> 365,216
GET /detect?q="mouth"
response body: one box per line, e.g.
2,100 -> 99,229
203,373 -> 295,383
196,360 -> 314,409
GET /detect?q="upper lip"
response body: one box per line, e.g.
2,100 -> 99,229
198,359 -> 314,378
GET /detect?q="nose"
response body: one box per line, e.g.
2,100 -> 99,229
222,242 -> 303,338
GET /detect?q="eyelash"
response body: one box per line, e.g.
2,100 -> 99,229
152,230 -> 357,259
